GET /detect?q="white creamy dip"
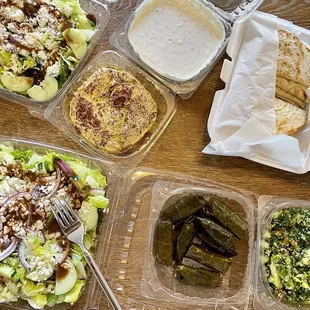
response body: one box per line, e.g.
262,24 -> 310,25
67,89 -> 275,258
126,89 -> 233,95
128,0 -> 225,81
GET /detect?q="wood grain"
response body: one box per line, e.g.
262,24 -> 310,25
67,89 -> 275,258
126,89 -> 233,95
1,0 -> 310,309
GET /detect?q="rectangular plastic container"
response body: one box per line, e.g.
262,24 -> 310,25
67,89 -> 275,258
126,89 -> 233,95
0,137 -> 121,310
89,168 -> 258,310
254,197 -> 310,310
110,0 -> 264,99
0,0 -> 109,119
44,50 -> 177,172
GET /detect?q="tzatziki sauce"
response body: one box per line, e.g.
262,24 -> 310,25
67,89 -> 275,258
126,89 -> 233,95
128,0 -> 225,81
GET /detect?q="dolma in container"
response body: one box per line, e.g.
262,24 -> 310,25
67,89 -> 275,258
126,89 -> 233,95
186,245 -> 231,274
206,198 -> 247,239
174,265 -> 221,288
153,219 -> 173,265
197,217 -> 237,257
176,223 -> 196,261
160,194 -> 206,223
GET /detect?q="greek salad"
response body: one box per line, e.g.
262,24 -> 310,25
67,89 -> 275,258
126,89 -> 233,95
0,144 -> 109,309
0,0 -> 96,101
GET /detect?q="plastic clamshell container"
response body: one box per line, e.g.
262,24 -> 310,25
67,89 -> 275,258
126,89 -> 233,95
0,137 -> 121,310
254,197 -> 310,310
45,50 -> 177,172
110,0 -> 264,99
0,0 -> 109,119
89,168 -> 257,310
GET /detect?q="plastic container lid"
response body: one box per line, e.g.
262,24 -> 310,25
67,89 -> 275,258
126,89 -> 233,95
110,0 -> 264,99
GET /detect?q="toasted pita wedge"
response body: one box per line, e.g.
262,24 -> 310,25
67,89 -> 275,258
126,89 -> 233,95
275,97 -> 307,135
276,30 -> 310,108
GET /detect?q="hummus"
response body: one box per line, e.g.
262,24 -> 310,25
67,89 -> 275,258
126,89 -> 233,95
69,68 -> 158,155
128,0 -> 225,81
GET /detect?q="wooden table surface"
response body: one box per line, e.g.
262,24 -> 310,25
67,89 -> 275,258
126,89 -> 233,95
1,0 -> 310,309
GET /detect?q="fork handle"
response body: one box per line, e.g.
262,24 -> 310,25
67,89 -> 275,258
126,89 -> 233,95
81,247 -> 122,310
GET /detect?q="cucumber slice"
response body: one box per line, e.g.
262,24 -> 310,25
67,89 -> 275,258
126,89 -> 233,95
63,28 -> 87,60
78,203 -> 98,232
27,76 -> 58,101
55,259 -> 77,296
1,73 -> 33,92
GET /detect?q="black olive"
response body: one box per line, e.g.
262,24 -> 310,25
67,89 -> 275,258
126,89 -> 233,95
86,13 -> 97,26
24,69 -> 44,82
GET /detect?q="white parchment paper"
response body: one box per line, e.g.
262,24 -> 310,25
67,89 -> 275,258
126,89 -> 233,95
203,11 -> 310,173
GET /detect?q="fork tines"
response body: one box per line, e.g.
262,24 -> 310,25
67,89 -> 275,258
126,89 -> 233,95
51,197 -> 80,233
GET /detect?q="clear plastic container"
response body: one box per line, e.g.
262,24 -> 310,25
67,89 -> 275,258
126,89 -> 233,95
0,0 -> 109,119
110,0 -> 264,99
0,137 -> 121,310
45,50 -> 177,172
89,168 -> 257,310
254,197 -> 310,310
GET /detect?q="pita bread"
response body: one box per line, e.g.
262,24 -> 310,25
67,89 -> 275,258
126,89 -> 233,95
277,29 -> 310,88
275,97 -> 307,135
276,86 -> 307,109
276,30 -> 310,108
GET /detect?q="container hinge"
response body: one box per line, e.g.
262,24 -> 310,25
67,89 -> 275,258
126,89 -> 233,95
227,0 -> 264,23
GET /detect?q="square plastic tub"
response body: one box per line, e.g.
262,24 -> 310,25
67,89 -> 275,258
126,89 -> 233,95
0,137 -> 121,310
110,0 -> 264,99
254,197 -> 310,310
44,50 -> 177,172
89,168 -> 257,310
0,0 -> 109,119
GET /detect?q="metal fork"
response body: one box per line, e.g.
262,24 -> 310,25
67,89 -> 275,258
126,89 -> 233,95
51,197 -> 122,310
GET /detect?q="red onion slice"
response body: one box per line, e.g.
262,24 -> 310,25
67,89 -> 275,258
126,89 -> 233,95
0,238 -> 17,261
46,165 -> 61,200
86,188 -> 106,197
18,241 -> 31,272
54,159 -> 75,178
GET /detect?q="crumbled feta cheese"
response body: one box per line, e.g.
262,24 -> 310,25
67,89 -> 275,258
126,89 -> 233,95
61,4 -> 73,18
10,8 -> 24,23
37,50 -> 47,61
46,62 -> 60,77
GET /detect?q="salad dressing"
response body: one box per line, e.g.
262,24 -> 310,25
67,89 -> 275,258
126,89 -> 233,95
128,0 -> 225,81
56,263 -> 70,281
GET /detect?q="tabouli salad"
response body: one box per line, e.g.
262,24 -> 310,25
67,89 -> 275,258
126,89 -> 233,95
0,145 -> 109,309
0,0 -> 96,101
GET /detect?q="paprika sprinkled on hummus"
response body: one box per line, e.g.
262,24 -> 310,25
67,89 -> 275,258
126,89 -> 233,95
69,67 -> 158,155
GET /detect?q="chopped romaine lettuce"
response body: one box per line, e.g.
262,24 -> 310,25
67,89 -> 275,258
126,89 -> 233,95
87,195 -> 109,209
64,280 -> 85,304
57,60 -> 69,88
11,149 -> 34,163
47,294 -> 58,307
43,151 -> 74,171
22,280 -> 46,297
0,144 -> 15,164
28,294 -> 48,309
51,0 -> 85,18
22,57 -> 36,72
0,50 -> 11,67
66,159 -> 107,188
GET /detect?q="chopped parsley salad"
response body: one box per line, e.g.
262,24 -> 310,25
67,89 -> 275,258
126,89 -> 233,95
0,144 -> 109,309
264,208 -> 310,304
0,0 -> 96,101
